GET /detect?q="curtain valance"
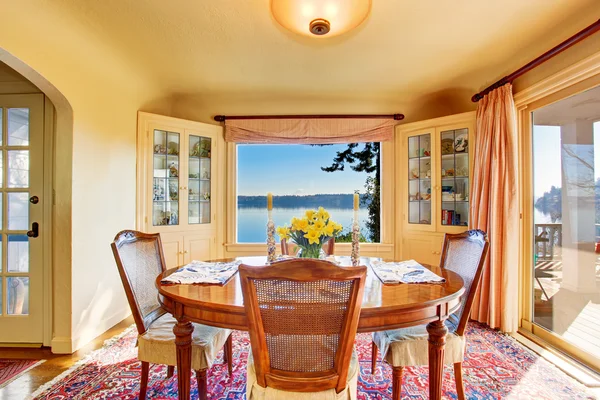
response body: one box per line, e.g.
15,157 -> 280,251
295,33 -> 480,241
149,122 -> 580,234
224,118 -> 396,144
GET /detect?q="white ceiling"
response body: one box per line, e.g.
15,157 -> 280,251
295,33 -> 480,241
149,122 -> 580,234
41,0 -> 600,119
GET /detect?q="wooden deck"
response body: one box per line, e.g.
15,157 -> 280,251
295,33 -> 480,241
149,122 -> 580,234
534,260 -> 600,360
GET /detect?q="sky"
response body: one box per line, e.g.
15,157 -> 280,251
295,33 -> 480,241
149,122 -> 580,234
533,122 -> 600,199
237,144 -> 373,196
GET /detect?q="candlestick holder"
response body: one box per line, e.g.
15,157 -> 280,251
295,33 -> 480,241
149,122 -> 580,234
267,211 -> 276,263
351,217 -> 360,267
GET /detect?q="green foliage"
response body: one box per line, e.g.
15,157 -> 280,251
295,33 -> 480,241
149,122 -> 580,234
320,142 -> 381,242
336,229 -> 368,243
534,185 -> 562,223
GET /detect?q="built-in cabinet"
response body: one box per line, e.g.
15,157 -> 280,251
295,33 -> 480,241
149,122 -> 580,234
396,112 -> 475,266
137,112 -> 223,268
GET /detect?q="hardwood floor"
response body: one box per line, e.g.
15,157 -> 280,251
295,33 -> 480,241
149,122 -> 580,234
0,316 -> 134,400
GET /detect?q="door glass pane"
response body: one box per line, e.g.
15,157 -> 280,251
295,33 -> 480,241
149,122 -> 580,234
0,108 -> 3,145
189,135 -> 211,224
8,235 -> 28,273
408,134 -> 431,224
8,150 -> 29,188
440,129 -> 469,226
153,130 -> 179,226
7,277 -> 28,315
8,108 -> 29,146
8,192 -> 28,230
532,85 -> 600,361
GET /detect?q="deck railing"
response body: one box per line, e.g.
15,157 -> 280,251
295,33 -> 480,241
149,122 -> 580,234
534,223 -> 562,261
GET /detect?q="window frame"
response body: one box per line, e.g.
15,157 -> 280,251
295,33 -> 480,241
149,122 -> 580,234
224,140 -> 395,257
516,50 -> 600,372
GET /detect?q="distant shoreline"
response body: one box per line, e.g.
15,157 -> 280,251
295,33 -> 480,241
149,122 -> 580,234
238,194 -> 370,209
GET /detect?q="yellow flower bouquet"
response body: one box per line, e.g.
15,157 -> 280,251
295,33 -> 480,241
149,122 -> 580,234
276,207 -> 343,258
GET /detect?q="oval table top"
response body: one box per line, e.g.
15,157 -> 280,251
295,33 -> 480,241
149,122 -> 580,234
157,256 -> 465,333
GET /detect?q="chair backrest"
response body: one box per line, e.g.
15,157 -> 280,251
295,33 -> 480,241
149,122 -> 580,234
111,230 -> 167,335
280,237 -> 335,256
239,259 -> 366,394
439,229 -> 490,336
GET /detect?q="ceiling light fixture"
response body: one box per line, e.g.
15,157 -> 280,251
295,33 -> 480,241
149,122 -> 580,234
271,0 -> 371,38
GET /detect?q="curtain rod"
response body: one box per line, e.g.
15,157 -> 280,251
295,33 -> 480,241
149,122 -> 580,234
472,18 -> 600,102
213,113 -> 405,122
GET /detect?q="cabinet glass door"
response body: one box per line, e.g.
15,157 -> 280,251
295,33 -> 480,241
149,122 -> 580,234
407,134 -> 432,225
439,128 -> 469,226
152,130 -> 180,226
188,135 -> 211,224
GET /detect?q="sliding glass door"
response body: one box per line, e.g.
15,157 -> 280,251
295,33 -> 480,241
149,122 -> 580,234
529,84 -> 600,370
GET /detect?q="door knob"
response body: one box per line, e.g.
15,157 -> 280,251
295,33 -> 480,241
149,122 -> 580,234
30,196 -> 39,204
27,222 -> 39,238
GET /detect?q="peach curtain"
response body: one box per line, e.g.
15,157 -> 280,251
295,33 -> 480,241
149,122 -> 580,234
224,118 -> 395,144
469,84 -> 519,332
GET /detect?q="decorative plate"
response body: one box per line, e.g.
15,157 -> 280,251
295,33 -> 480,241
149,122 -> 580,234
441,138 -> 454,155
454,133 -> 468,152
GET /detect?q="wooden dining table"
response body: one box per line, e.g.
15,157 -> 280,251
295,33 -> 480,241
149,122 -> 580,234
156,256 -> 465,400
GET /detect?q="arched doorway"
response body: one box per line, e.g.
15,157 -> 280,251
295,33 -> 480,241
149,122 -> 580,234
0,50 -> 73,352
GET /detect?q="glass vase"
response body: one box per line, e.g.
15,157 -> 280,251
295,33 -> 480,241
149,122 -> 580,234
295,247 -> 326,260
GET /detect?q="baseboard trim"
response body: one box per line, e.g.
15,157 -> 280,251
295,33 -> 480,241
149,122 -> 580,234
50,336 -> 73,354
70,310 -> 131,353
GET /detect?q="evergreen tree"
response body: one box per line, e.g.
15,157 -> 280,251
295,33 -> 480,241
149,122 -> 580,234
321,143 -> 381,242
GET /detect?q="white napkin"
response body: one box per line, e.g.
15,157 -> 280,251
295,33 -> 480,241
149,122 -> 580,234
370,259 -> 446,284
161,260 -> 241,285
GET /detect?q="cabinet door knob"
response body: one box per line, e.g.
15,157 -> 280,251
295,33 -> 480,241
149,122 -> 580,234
431,251 -> 435,254
184,250 -> 188,254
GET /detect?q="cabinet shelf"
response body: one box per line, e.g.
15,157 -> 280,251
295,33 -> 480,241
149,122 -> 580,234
408,156 -> 431,160
188,178 -> 210,181
441,153 -> 468,159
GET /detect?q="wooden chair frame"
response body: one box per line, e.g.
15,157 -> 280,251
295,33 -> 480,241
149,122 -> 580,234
111,230 -> 168,335
239,259 -> 366,394
371,229 -> 489,400
111,230 -> 232,400
280,237 -> 335,256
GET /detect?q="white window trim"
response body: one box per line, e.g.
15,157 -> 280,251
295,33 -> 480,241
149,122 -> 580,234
224,140 -> 396,258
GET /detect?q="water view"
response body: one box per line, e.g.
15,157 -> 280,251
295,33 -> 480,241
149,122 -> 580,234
237,207 -> 370,243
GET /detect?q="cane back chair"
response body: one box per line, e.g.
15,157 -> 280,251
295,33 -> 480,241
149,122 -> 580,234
239,259 -> 367,399
111,230 -> 233,400
371,229 -> 489,400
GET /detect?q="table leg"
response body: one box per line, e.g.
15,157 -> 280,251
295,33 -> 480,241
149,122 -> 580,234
427,320 -> 447,400
173,319 -> 194,400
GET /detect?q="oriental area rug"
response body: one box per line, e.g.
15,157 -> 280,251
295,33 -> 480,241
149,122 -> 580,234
0,358 -> 44,389
31,322 -> 595,399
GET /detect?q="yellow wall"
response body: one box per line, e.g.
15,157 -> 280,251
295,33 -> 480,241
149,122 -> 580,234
0,2 -> 171,352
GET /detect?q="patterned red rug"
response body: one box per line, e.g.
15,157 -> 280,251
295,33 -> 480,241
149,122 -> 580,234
31,323 -> 594,399
0,358 -> 44,389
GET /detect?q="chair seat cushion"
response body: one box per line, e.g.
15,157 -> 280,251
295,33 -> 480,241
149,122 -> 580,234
246,352 -> 359,400
373,324 -> 465,367
137,314 -> 231,370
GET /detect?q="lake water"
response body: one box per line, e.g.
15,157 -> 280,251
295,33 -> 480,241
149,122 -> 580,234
237,207 -> 370,243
